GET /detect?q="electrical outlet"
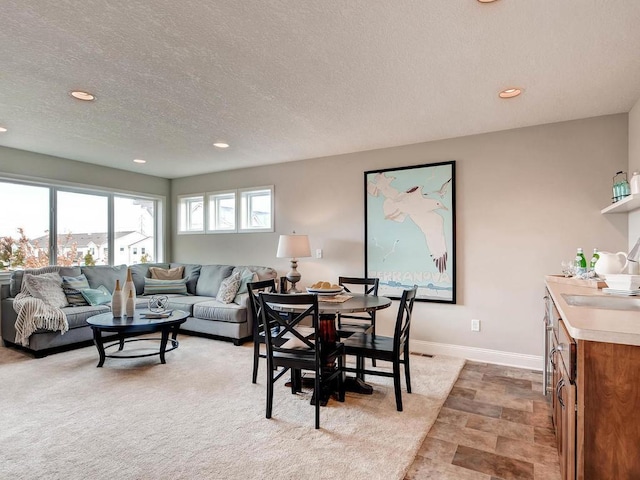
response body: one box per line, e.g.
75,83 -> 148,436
316,249 -> 323,259
471,319 -> 481,332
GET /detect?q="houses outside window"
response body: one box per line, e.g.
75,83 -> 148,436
239,186 -> 273,232
207,191 -> 236,233
178,194 -> 204,233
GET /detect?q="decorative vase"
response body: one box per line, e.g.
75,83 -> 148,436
112,279 -> 123,317
126,290 -> 135,318
122,267 -> 136,315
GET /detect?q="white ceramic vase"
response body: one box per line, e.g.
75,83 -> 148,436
122,267 -> 136,316
112,279 -> 123,317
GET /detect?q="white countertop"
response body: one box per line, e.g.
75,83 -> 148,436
546,275 -> 640,346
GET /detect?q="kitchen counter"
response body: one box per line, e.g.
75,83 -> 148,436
545,275 -> 640,346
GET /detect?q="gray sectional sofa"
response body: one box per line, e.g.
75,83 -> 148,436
0,262 -> 277,357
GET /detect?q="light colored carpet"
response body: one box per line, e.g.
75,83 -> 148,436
0,335 -> 464,480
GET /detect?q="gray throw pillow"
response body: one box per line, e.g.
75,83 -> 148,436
23,272 -> 68,308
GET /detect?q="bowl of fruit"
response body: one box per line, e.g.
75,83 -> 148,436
306,281 -> 343,296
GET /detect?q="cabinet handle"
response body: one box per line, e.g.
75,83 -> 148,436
556,378 -> 565,408
549,347 -> 557,369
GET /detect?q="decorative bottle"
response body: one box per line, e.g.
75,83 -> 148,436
122,267 -> 136,314
112,279 -> 123,317
575,248 -> 587,277
126,290 -> 135,318
589,249 -> 600,273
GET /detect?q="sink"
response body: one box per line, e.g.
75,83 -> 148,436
561,293 -> 640,311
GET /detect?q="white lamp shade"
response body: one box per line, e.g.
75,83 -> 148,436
276,234 -> 311,259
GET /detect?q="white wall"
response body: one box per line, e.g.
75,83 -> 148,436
172,114 -> 628,368
0,146 -> 172,258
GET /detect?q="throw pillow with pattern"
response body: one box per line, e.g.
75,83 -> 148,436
216,271 -> 242,304
143,277 -> 188,295
23,272 -> 68,308
63,286 -> 90,306
62,274 -> 91,290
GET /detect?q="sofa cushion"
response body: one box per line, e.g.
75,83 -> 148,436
63,286 -> 90,307
143,278 -> 188,296
23,272 -> 68,308
165,295 -> 216,316
10,266 -> 81,298
61,305 -> 110,329
216,271 -> 241,304
81,285 -> 112,306
170,263 -> 202,295
149,266 -> 184,280
193,300 -> 247,324
195,265 -> 234,297
82,265 -> 127,293
129,263 -> 170,295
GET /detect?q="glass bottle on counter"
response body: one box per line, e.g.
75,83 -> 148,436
589,249 -> 600,272
575,248 -> 587,277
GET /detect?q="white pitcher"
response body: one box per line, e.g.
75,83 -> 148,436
594,251 -> 628,276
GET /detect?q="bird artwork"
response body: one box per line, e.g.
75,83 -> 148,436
369,172 -> 450,274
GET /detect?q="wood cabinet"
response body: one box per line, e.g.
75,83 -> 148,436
547,294 -> 640,479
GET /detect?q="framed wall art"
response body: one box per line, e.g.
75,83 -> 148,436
365,161 -> 456,303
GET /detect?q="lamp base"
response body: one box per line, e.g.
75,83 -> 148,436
286,260 -> 302,294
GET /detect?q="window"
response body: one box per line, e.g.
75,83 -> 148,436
0,178 -> 163,268
115,196 -> 156,264
239,186 -> 274,232
133,247 -> 137,255
0,182 -> 50,268
178,194 -> 204,233
207,191 -> 236,232
141,247 -> 146,254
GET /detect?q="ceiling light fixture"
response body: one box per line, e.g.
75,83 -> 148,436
70,90 -> 96,101
477,0 -> 499,3
213,142 -> 230,149
0,126 -> 7,133
499,87 -> 522,99
133,159 -> 147,164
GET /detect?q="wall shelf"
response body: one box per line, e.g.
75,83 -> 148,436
601,194 -> 640,214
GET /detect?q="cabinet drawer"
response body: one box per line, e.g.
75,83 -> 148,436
558,319 -> 576,383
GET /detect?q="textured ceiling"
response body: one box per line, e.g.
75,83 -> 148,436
1,1 -> 640,179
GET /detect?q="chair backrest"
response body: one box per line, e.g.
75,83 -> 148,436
258,293 -> 320,360
247,279 -> 277,337
338,277 -> 379,296
393,285 -> 418,355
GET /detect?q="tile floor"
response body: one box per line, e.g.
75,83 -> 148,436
405,361 -> 561,480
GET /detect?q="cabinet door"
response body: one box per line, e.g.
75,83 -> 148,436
556,361 -> 576,480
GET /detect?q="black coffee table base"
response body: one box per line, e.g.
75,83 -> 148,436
98,336 -> 180,366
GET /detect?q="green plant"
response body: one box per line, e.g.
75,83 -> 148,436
84,251 -> 96,266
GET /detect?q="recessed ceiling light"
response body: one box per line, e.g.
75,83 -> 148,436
213,142 -> 230,149
0,126 -> 7,133
477,0 -> 499,3
70,90 -> 96,101
133,159 -> 147,164
499,87 -> 522,99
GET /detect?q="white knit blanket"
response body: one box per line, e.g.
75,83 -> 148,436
12,268 -> 68,346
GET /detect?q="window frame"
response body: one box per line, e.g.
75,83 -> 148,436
238,185 -> 274,233
177,194 -> 205,234
0,176 -> 164,266
206,189 -> 237,234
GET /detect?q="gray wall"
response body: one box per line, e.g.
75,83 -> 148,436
172,114 -> 628,363
0,146 -> 172,259
629,99 -> 640,246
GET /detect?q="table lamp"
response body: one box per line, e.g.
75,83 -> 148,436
276,234 -> 311,293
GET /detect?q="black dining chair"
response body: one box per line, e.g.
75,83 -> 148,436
248,279 -> 279,384
258,292 -> 345,429
342,285 -> 418,412
336,277 -> 380,336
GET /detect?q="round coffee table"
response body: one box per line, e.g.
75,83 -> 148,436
86,310 -> 189,367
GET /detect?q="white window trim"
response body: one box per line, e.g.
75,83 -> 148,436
238,185 -> 274,233
206,189 -> 237,234
177,193 -> 205,234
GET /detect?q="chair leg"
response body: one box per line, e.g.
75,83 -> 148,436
337,353 -> 346,402
404,346 -> 412,394
371,323 -> 377,367
252,340 -> 260,384
314,373 -> 321,429
393,360 -> 403,412
357,356 -> 365,381
266,360 -> 274,419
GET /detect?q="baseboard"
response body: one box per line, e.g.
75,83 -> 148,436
411,340 -> 543,371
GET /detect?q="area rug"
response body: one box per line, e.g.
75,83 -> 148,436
0,336 -> 464,480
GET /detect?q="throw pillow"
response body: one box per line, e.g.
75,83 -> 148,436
149,266 -> 185,280
63,286 -> 90,307
23,272 -> 68,308
143,277 -> 188,295
62,274 -> 91,290
234,269 -> 259,303
216,271 -> 242,304
81,285 -> 112,306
